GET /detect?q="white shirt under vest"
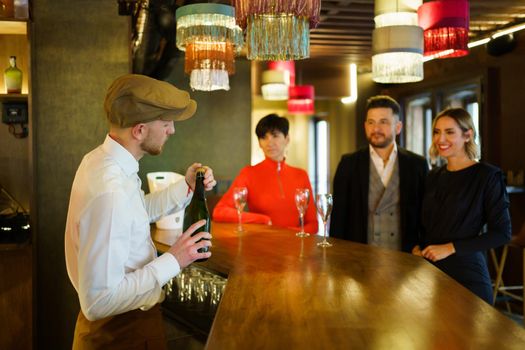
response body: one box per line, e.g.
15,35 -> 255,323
369,143 -> 398,187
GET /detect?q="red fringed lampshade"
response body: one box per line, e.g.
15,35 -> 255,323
288,85 -> 315,114
418,0 -> 469,58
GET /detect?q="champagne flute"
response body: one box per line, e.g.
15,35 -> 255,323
316,194 -> 333,247
295,188 -> 310,237
233,187 -> 248,233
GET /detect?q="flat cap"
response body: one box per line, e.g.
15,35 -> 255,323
104,74 -> 197,127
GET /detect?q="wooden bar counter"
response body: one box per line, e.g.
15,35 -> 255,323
153,222 -> 525,349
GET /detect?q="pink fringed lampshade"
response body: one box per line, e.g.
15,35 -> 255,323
288,85 -> 315,114
418,0 -> 469,58
231,0 -> 321,60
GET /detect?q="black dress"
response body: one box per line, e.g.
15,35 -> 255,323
421,162 -> 511,303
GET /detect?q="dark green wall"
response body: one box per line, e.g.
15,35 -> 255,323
31,1 -> 251,349
32,1 -> 129,348
138,58 -> 252,191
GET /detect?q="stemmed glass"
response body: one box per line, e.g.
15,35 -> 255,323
233,187 -> 248,233
316,194 -> 333,247
295,188 -> 310,237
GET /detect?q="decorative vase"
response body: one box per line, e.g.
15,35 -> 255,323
4,56 -> 22,94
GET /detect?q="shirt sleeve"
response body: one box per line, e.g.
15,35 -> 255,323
77,191 -> 180,321
212,169 -> 272,225
453,170 -> 512,253
144,178 -> 192,223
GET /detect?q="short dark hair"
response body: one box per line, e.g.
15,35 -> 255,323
366,95 -> 401,118
255,114 -> 289,138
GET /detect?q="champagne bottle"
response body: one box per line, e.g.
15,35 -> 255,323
4,56 -> 22,94
182,167 -> 210,262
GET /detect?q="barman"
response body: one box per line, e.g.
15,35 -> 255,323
64,74 -> 215,349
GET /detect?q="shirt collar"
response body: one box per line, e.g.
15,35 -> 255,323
101,134 -> 139,176
369,142 -> 398,163
263,157 -> 287,171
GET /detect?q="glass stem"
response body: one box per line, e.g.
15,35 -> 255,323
324,221 -> 328,242
237,209 -> 242,231
300,213 -> 304,233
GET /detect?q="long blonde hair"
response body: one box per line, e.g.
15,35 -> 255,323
429,108 -> 480,161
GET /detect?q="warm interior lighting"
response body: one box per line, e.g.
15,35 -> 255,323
492,22 -> 525,38
176,3 -> 243,91
268,60 -> 296,86
261,70 -> 289,101
232,0 -> 321,60
341,63 -> 358,104
372,0 -> 423,84
418,0 -> 469,58
374,0 -> 421,27
288,85 -> 315,114
375,12 -> 418,27
372,25 -> 424,83
467,38 -> 491,48
423,21 -> 525,62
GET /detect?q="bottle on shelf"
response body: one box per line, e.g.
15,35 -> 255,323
4,56 -> 23,94
182,167 -> 211,262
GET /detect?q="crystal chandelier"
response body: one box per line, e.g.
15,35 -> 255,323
232,0 -> 321,61
176,3 -> 243,91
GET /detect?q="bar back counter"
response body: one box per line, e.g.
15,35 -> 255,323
154,222 -> 525,349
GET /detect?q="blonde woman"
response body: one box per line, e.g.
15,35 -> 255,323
413,108 -> 511,303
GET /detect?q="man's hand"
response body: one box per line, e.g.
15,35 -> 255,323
411,245 -> 423,257
185,163 -> 217,191
421,243 -> 455,262
168,219 -> 212,268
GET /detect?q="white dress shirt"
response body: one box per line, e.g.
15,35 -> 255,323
369,143 -> 398,187
65,135 -> 191,321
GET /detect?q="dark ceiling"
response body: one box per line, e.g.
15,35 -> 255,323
310,0 -> 525,67
164,0 -> 525,73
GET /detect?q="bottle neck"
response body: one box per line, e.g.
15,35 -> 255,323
194,174 -> 205,200
9,57 -> 16,67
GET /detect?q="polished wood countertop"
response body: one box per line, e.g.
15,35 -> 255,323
153,222 -> 525,349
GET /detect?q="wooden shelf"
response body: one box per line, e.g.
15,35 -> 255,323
0,93 -> 27,103
0,19 -> 27,35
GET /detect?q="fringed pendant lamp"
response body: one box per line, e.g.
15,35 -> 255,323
176,3 -> 243,91
288,85 -> 315,114
261,60 -> 296,100
372,0 -> 424,83
261,70 -> 290,101
232,0 -> 321,60
268,60 -> 296,86
261,70 -> 289,100
418,0 -> 469,58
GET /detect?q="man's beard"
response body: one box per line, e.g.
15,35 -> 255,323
367,133 -> 393,148
141,137 -> 164,155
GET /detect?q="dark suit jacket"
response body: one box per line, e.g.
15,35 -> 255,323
329,147 -> 428,252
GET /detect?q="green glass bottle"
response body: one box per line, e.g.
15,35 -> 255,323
182,167 -> 210,262
4,56 -> 22,94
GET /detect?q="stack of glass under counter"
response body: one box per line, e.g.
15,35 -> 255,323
162,264 -> 227,336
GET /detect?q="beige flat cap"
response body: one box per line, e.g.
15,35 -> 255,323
104,74 -> 197,127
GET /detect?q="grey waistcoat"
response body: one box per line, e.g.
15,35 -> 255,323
367,159 -> 401,250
